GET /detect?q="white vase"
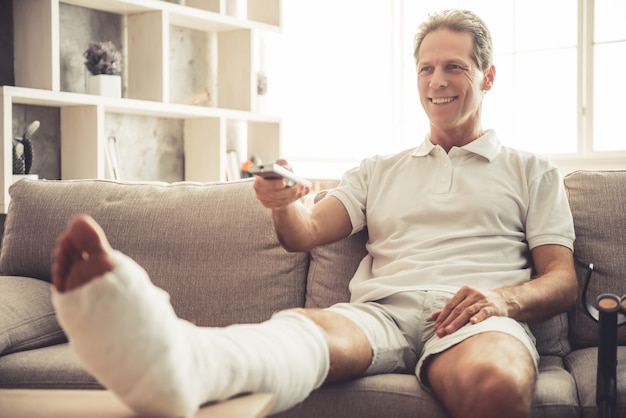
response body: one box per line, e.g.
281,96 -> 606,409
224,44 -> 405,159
87,74 -> 122,98
256,94 -> 267,113
12,174 -> 38,184
226,0 -> 247,19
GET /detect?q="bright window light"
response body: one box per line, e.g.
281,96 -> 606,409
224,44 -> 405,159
265,0 -> 626,179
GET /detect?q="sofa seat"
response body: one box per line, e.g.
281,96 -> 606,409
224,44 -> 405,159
0,344 -> 101,390
564,346 -> 626,418
0,348 -> 581,418
276,355 -> 580,418
275,374 -> 446,418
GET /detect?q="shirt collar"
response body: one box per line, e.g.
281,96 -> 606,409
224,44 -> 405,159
411,130 -> 502,162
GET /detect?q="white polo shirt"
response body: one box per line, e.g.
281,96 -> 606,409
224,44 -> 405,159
328,131 -> 575,303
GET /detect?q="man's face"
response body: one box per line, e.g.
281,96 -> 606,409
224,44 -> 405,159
416,29 -> 492,135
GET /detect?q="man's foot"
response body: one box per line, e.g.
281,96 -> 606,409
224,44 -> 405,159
52,218 -> 206,417
51,215 -> 329,417
52,215 -> 115,292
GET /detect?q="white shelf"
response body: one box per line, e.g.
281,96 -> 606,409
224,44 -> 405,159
60,0 -> 156,15
2,86 -> 280,122
60,0 -> 282,31
1,0 -> 282,213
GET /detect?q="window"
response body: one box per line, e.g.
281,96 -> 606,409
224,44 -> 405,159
402,0 -> 579,155
265,0 -> 626,178
592,0 -> 626,152
264,1 -> 394,178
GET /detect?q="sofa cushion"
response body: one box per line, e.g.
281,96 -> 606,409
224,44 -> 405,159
0,276 -> 67,355
0,179 -> 309,327
529,314 -> 572,357
565,347 -> 626,418
532,356 -> 580,418
305,229 -> 367,308
0,343 -> 101,389
275,358 -> 579,418
274,374 -> 448,418
564,170 -> 626,348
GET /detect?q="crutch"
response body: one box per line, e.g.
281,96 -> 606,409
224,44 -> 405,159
582,264 -> 626,418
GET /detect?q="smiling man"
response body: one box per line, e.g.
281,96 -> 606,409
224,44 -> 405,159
52,9 -> 577,418
416,21 -> 496,151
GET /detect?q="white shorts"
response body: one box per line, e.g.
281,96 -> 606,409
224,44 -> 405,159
326,291 -> 539,386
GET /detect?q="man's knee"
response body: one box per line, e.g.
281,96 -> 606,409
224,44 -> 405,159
426,333 -> 536,418
459,358 -> 534,417
286,308 -> 372,381
287,307 -> 371,353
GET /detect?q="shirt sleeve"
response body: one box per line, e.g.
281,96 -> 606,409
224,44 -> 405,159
525,166 -> 575,251
327,158 -> 374,235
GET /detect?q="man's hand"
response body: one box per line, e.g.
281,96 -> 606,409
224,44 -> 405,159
253,160 -> 310,210
432,286 -> 517,338
432,245 -> 577,338
252,159 -> 351,253
253,176 -> 310,210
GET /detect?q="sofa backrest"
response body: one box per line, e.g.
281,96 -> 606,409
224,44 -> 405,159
305,229 -> 368,308
564,170 -> 626,348
0,179 -> 309,327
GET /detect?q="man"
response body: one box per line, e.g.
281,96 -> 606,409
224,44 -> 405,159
52,9 -> 577,418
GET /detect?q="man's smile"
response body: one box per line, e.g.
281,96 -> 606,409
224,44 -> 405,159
430,97 -> 457,104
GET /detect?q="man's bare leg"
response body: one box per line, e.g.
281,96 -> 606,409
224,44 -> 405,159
52,215 -> 341,417
425,332 -> 536,418
292,308 -> 373,382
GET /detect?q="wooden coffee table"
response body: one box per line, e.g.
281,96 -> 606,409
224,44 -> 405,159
0,389 -> 273,418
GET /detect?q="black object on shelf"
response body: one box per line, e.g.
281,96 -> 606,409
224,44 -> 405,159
12,120 -> 40,175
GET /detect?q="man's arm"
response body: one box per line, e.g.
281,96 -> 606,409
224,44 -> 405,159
253,176 -> 352,252
433,244 -> 578,337
493,244 -> 578,322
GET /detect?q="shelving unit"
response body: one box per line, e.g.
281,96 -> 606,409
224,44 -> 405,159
0,0 -> 282,212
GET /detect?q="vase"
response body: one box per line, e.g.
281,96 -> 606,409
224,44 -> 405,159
256,94 -> 267,113
226,0 -> 247,19
87,74 -> 122,98
12,174 -> 38,185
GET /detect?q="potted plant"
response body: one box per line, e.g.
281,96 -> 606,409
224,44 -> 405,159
84,41 -> 122,98
12,120 -> 40,183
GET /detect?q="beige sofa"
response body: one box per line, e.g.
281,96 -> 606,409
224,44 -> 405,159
0,170 -> 625,418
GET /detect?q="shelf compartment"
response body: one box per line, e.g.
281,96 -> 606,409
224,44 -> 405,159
60,0 -> 281,32
217,29 -> 253,111
61,105 -> 104,179
127,10 -> 168,102
14,0 -> 60,92
247,120 -> 281,165
184,118 -> 223,182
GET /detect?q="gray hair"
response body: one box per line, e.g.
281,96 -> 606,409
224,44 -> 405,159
413,9 -> 493,73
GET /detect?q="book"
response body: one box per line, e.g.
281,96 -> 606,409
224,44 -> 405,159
105,136 -> 122,180
226,150 -> 241,181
